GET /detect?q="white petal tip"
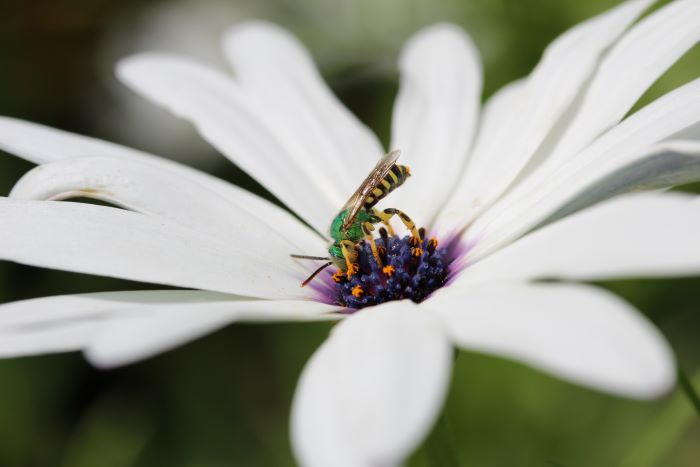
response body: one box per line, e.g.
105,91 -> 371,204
222,20 -> 306,62
223,19 -> 286,41
613,350 -> 677,400
115,53 -> 186,85
83,348 -> 137,370
402,22 -> 474,56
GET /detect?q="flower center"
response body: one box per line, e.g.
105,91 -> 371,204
313,229 -> 460,311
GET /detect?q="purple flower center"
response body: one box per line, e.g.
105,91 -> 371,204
313,232 -> 461,311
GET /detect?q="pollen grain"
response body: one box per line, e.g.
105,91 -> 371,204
346,262 -> 359,278
332,270 -> 345,283
351,285 -> 364,298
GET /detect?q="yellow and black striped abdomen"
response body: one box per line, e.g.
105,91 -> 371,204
364,164 -> 410,209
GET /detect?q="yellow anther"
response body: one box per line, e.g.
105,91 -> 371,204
382,265 -> 395,277
346,262 -> 359,278
428,237 -> 438,249
332,270 -> 345,283
351,285 -> 364,298
411,247 -> 423,257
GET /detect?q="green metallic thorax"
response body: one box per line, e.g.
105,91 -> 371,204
328,208 -> 376,267
330,209 -> 370,242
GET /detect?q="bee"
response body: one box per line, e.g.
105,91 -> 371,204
292,149 -> 421,287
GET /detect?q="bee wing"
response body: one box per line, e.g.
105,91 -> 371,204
341,149 -> 401,230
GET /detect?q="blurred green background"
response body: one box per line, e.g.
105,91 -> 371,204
1,0 -> 699,465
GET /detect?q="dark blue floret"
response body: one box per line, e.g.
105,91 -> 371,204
333,234 -> 452,310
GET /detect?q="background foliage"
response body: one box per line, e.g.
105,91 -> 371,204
0,0 -> 698,465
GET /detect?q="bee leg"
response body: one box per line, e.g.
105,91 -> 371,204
378,227 -> 389,257
369,208 -> 396,236
382,221 -> 396,236
339,240 -> 359,278
382,208 -> 421,243
362,222 -> 383,268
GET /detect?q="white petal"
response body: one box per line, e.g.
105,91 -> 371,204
0,290 -> 224,356
222,21 -> 384,196
0,290 -> 226,328
468,78 -> 700,258
0,198 -> 305,299
470,80 -> 526,168
117,54 -> 339,233
547,0 -> 700,163
427,282 -> 674,399
0,290 -> 337,366
291,302 -> 452,467
443,0 -> 652,225
0,117 -> 324,253
0,322 -> 95,357
437,79 -> 525,230
390,23 -> 482,225
459,192 -> 700,285
0,115 -> 144,165
541,140 -> 700,224
85,299 -> 338,368
10,156 -> 324,261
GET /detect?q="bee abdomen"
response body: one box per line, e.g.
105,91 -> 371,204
364,164 -> 410,209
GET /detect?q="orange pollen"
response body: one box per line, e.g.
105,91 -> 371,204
382,265 -> 395,277
346,262 -> 359,278
428,237 -> 438,249
411,247 -> 423,257
351,285 -> 364,298
332,270 -> 345,283
404,165 -> 411,176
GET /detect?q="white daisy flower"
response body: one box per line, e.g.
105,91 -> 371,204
1,0 -> 700,465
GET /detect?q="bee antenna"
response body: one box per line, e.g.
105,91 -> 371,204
301,261 -> 333,287
291,254 -> 331,261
